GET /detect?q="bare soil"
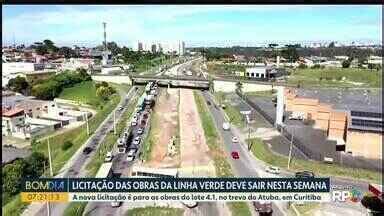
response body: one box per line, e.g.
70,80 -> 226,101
179,89 -> 212,168
146,88 -> 180,168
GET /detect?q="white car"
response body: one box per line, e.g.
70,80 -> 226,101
104,151 -> 113,162
111,201 -> 122,207
232,136 -> 239,143
137,128 -> 144,135
126,155 -> 135,162
222,122 -> 230,130
131,121 -> 137,126
265,166 -> 280,175
133,136 -> 141,145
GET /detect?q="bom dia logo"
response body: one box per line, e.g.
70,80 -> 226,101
332,188 -> 364,203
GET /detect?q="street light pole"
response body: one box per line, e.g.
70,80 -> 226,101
114,111 -> 116,135
287,129 -> 294,170
47,138 -> 53,216
85,113 -> 89,136
247,126 -> 251,151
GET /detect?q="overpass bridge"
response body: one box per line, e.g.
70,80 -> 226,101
92,74 -> 292,92
130,74 -> 210,89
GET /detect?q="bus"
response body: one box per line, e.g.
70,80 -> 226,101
95,162 -> 113,178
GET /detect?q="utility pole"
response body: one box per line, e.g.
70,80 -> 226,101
247,127 -> 252,151
47,138 -> 53,216
113,111 -> 117,135
84,113 -> 89,136
287,129 -> 294,170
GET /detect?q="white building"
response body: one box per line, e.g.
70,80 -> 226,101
2,108 -> 27,138
246,67 -> 268,79
133,41 -> 185,55
368,56 -> 382,65
61,58 -> 96,71
2,62 -> 45,74
334,56 -> 349,61
2,62 -> 46,87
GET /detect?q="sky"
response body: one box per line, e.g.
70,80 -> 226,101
2,5 -> 382,47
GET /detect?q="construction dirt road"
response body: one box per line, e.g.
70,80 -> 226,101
145,88 -> 180,168
179,89 -> 215,176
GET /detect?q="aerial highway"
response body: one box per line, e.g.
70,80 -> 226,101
22,87 -> 139,216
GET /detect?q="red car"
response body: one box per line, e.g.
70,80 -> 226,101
231,151 -> 239,159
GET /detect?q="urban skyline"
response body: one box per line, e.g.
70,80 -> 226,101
2,5 -> 382,47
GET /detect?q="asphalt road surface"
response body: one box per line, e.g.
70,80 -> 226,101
84,95 -> 152,216
202,91 -> 286,216
32,87 -> 138,216
202,90 -> 373,215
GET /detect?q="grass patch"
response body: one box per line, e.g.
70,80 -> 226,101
141,107 -> 158,162
207,62 -> 246,75
33,85 -> 120,176
194,91 -> 232,177
227,202 -> 252,216
2,194 -> 28,216
63,202 -> 88,216
59,81 -> 103,107
247,137 -> 382,183
287,68 -> 382,88
86,87 -> 142,177
194,91 -> 251,216
213,92 -> 246,129
288,203 -> 320,216
126,207 -> 184,216
245,90 -> 276,98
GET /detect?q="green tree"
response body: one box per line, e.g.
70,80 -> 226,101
2,160 -> 27,196
96,86 -> 115,101
281,45 -> 299,62
24,152 -> 48,177
31,80 -> 61,100
77,68 -> 91,81
6,76 -> 30,94
342,60 -> 351,68
236,81 -> 243,94
58,46 -> 77,58
43,39 -> 58,52
62,141 -> 73,151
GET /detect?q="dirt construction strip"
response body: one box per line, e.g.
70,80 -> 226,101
146,88 -> 180,168
179,89 -> 215,176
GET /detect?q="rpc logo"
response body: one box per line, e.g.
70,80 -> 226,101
332,188 -> 363,203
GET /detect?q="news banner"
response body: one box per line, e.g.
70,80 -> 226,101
21,178 -> 332,203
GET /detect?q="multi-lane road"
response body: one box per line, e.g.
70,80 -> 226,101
84,91 -> 152,216
202,91 -> 287,216
23,87 -> 139,216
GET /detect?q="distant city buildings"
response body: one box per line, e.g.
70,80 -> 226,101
133,41 -> 185,55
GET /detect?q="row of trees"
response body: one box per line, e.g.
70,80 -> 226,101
194,45 -> 382,63
31,69 -> 91,100
200,45 -> 301,62
2,152 -> 48,205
